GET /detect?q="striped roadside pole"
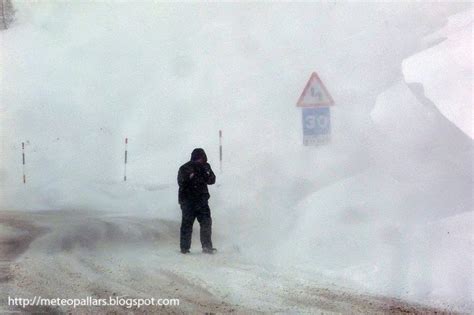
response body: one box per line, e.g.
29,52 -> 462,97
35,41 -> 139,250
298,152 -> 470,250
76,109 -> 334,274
22,142 -> 26,184
219,130 -> 222,173
124,138 -> 128,181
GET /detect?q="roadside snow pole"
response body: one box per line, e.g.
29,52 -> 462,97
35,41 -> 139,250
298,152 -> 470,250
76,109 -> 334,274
219,130 -> 223,173
123,137 -> 128,181
21,142 -> 26,184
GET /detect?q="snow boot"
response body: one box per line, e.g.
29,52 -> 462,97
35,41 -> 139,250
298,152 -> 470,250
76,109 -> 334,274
181,249 -> 190,254
202,247 -> 217,254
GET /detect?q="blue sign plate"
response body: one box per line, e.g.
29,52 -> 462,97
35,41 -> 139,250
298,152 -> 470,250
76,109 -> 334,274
302,107 -> 331,146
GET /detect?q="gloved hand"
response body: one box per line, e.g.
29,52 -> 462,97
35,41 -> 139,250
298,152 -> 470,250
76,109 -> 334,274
202,163 -> 211,175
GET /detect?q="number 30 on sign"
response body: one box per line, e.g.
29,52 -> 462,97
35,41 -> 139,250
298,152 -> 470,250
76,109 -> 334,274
302,107 -> 330,146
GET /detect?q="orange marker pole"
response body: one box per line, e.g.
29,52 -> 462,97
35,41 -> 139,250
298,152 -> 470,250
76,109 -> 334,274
123,138 -> 128,181
22,142 -> 26,184
219,130 -> 222,173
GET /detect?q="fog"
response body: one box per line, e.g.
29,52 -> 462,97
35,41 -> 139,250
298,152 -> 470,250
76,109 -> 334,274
0,1 -> 472,313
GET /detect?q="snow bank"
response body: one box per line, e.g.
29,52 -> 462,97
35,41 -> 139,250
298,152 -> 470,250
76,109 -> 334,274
276,168 -> 473,310
266,70 -> 472,310
403,9 -> 473,139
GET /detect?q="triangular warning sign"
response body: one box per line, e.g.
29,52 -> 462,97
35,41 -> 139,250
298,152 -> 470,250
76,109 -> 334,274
296,72 -> 334,107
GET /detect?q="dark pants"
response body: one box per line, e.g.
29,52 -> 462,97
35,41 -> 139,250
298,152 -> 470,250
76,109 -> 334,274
180,201 -> 213,250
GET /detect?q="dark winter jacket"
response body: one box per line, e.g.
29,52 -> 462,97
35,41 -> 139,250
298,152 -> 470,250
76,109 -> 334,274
177,148 -> 216,204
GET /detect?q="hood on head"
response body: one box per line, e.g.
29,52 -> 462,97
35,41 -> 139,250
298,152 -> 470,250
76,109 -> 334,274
190,148 -> 207,163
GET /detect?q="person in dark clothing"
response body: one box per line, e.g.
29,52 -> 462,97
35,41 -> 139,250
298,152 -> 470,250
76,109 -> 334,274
177,148 -> 216,254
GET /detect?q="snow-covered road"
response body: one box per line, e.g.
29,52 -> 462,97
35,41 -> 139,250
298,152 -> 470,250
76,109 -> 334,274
0,210 -> 454,314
